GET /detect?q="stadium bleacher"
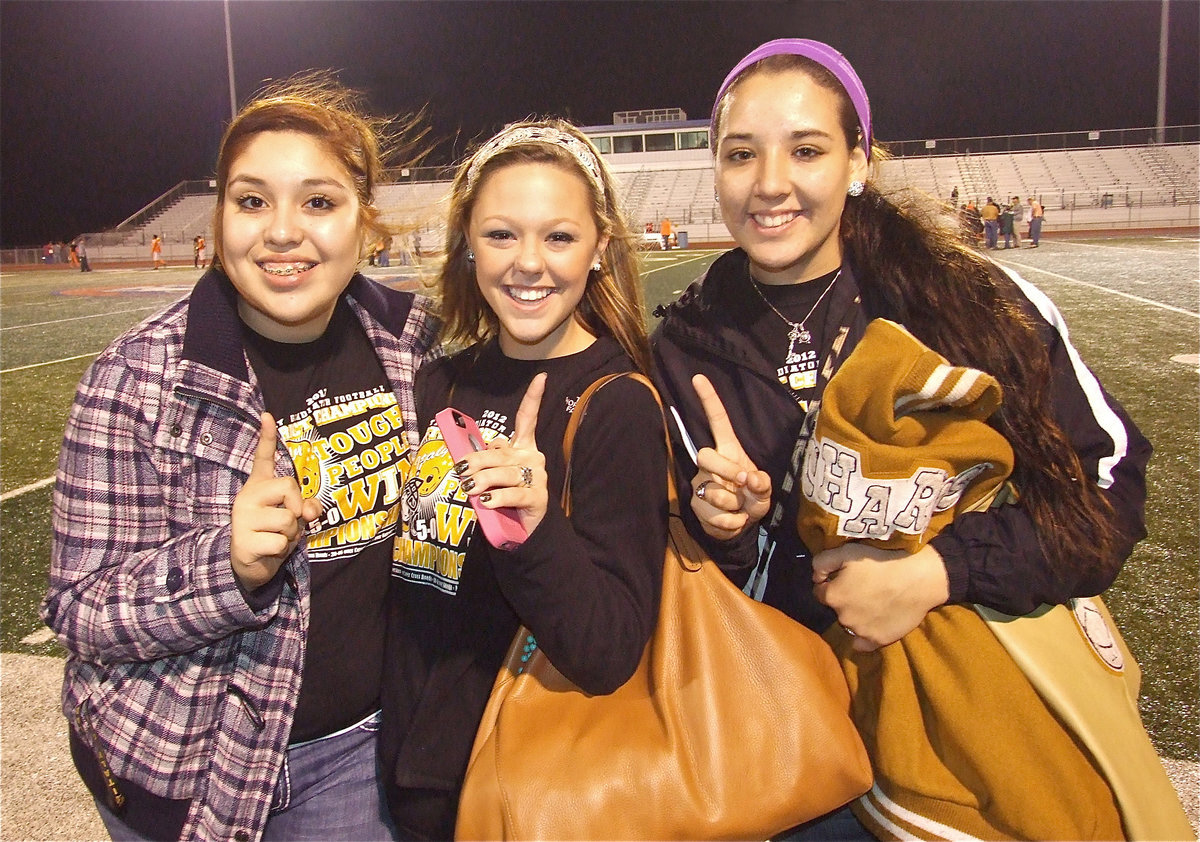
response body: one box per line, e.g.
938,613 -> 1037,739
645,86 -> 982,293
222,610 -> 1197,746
53,133 -> 1199,266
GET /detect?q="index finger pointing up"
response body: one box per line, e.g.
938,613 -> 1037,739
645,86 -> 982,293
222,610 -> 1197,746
510,372 -> 547,450
692,374 -> 748,459
249,412 -> 279,481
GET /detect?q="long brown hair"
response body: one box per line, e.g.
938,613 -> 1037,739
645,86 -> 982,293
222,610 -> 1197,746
438,118 -> 651,374
718,55 -> 1118,574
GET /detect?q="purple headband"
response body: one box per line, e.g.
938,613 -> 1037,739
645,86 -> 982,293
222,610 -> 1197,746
710,38 -> 873,160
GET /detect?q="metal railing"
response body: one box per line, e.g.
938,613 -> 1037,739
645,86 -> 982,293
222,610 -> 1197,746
115,180 -> 217,233
882,125 -> 1199,158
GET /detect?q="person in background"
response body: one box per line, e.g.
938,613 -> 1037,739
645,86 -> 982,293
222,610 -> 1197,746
42,73 -> 438,842
964,199 -> 983,245
1007,195 -> 1023,248
1028,195 -> 1044,247
999,197 -> 1015,249
75,236 -> 92,272
381,119 -> 668,840
151,233 -> 165,269
980,197 -> 1000,248
651,37 -> 1150,839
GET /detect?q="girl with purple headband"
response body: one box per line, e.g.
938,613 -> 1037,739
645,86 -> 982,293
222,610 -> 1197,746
380,118 -> 667,839
652,39 -> 1150,839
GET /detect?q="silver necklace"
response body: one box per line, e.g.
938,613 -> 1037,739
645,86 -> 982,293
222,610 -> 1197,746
749,269 -> 841,363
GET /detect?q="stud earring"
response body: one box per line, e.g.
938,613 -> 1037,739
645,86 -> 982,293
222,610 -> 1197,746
848,181 -> 865,197
466,249 -> 475,262
591,261 -> 602,272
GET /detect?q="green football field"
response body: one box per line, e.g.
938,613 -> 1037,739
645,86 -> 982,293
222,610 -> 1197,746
2,236 -> 1197,762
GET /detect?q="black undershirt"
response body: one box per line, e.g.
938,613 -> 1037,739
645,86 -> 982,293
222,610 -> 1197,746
742,267 -> 842,412
243,298 -> 398,743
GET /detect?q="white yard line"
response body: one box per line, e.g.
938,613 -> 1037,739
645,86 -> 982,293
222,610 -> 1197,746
996,258 -> 1200,320
1,305 -> 159,331
0,475 -> 54,502
642,251 -> 720,274
1,351 -> 101,374
1049,238 -> 1198,255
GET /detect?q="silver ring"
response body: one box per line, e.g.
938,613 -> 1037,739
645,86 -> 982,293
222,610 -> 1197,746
695,479 -> 715,500
519,465 -> 533,488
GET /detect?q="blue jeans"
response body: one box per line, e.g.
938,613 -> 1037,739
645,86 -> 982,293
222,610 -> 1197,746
984,219 -> 999,248
95,711 -> 396,842
775,803 -> 874,841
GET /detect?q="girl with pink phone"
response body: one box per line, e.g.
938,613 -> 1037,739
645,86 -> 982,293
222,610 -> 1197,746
383,119 -> 668,839
434,406 -> 527,551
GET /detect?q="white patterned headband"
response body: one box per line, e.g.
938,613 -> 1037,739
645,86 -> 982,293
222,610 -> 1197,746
465,125 -> 606,199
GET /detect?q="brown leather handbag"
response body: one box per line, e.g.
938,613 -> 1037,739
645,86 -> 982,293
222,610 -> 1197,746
455,373 -> 872,841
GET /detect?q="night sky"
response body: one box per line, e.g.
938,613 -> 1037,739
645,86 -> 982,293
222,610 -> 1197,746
2,0 -> 1197,249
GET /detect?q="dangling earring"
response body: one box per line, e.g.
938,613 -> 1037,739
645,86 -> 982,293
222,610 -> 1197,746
847,181 -> 865,197
466,249 -> 475,263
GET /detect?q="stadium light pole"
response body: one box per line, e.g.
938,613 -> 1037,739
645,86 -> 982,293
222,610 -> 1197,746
224,0 -> 237,121
1155,0 -> 1168,143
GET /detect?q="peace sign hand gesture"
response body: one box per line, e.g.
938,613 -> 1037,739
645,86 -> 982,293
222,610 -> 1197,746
454,373 -> 550,536
689,374 -> 772,541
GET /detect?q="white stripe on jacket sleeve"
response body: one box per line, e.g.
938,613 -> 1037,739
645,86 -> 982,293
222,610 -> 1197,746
1003,267 -> 1127,490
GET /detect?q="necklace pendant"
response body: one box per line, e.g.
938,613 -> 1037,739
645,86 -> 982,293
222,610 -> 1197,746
785,329 -> 809,364
788,323 -> 812,346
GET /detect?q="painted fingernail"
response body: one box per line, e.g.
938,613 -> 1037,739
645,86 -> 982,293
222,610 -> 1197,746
479,492 -> 492,503
453,460 -> 469,475
461,477 -> 475,493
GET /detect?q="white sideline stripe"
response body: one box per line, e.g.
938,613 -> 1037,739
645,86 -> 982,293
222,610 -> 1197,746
996,258 -> 1200,319
1,305 -> 158,331
642,251 -> 719,275
1,476 -> 54,502
1,351 -> 100,374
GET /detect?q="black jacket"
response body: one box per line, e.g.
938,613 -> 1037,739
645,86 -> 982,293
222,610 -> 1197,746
382,337 -> 668,839
651,248 -> 1151,629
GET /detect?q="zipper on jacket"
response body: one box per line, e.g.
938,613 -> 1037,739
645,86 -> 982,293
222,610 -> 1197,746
73,704 -> 127,814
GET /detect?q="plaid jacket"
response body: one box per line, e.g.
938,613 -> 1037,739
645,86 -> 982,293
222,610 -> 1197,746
42,270 -> 440,841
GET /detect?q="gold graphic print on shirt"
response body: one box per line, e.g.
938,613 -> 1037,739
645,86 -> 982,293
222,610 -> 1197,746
393,418 -> 505,596
777,347 -> 818,394
276,388 -> 408,563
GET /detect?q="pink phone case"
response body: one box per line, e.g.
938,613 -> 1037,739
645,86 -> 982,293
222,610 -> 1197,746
435,407 -> 529,551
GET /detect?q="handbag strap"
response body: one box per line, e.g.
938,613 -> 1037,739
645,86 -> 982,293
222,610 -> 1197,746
561,371 -> 682,519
